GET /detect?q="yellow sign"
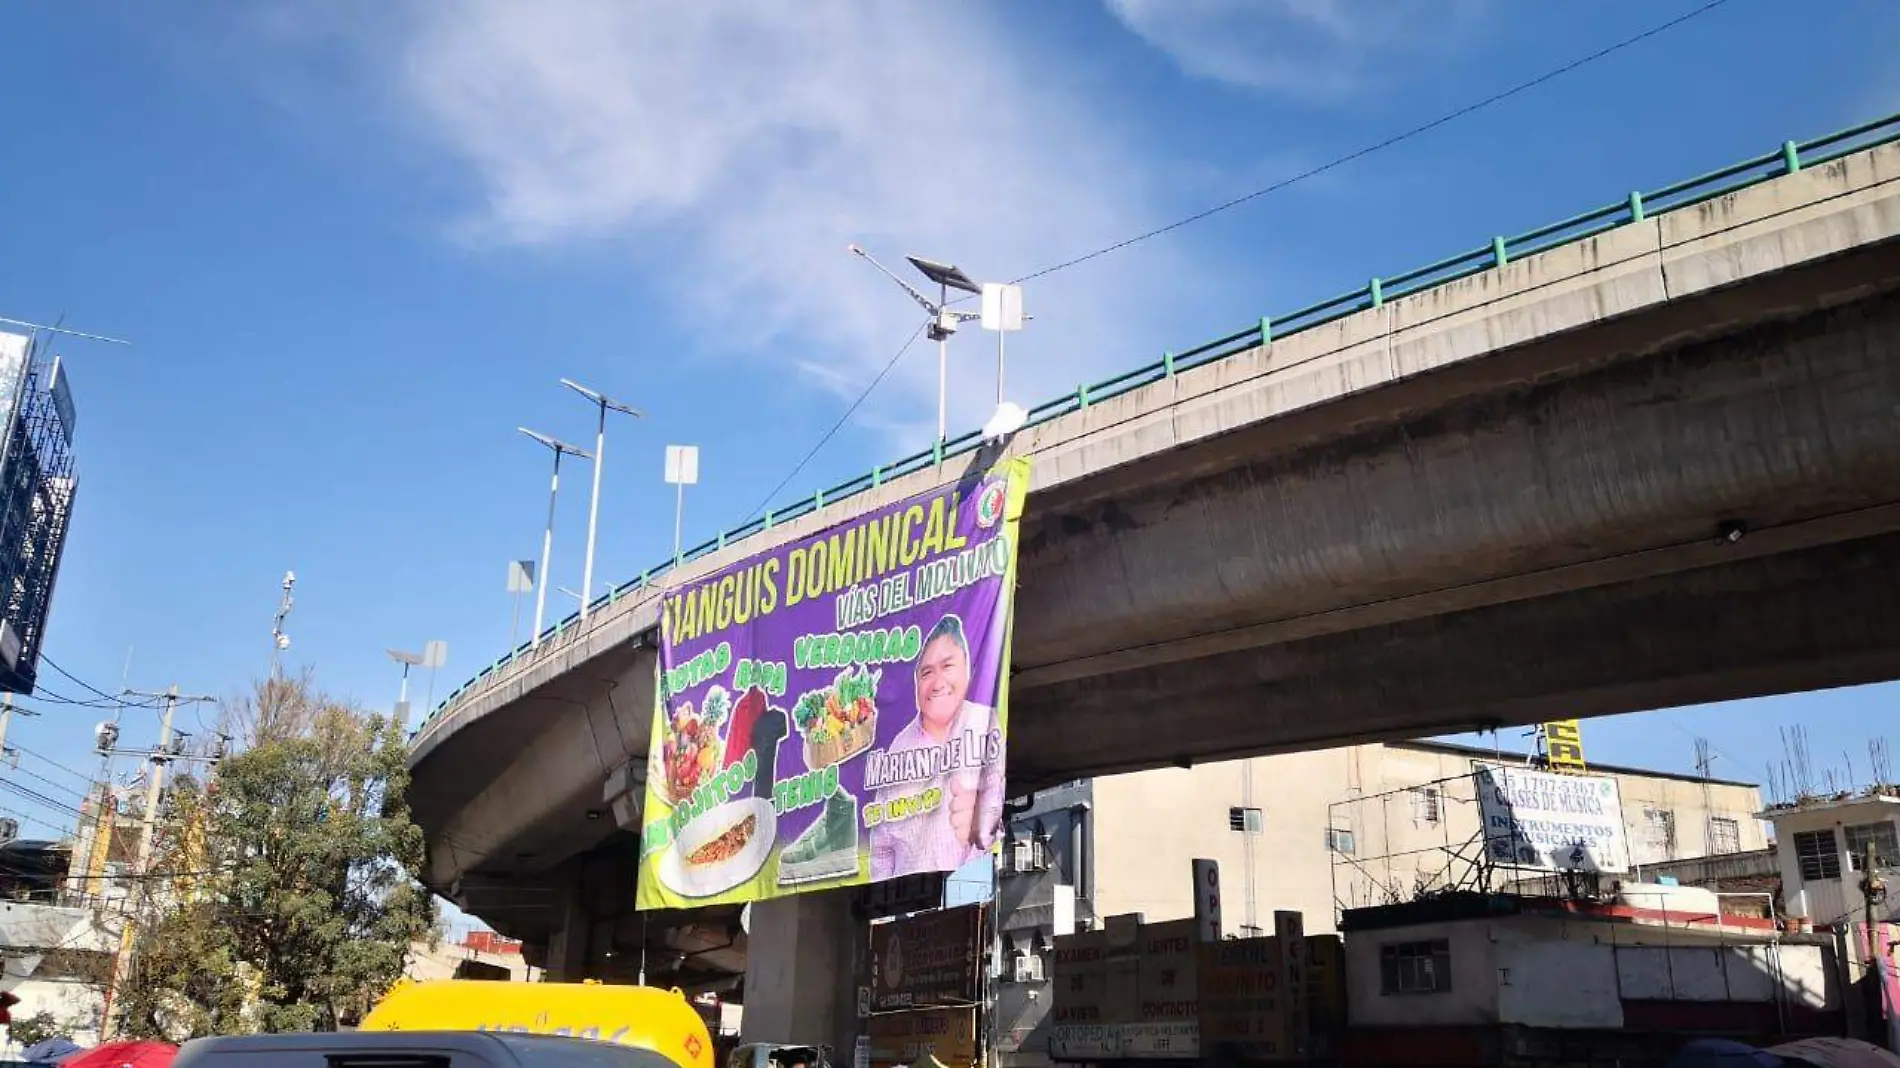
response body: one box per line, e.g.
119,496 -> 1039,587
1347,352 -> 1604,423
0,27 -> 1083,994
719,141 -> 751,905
1543,719 -> 1586,773
866,1006 -> 977,1067
1196,937 -> 1293,1058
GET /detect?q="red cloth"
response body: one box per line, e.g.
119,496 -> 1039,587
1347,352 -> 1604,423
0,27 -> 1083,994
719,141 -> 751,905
62,1040 -> 178,1068
723,687 -> 767,769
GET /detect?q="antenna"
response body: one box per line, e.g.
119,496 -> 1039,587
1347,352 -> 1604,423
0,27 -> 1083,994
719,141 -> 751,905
271,571 -> 296,679
0,316 -> 130,346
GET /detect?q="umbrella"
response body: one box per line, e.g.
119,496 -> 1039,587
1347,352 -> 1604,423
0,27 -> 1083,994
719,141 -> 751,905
60,1041 -> 177,1068
1669,1038 -> 1785,1068
18,1035 -> 82,1062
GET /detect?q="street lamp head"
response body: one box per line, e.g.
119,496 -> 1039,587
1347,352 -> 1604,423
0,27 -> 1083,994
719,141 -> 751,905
387,648 -> 426,667
559,378 -> 644,418
518,426 -> 593,459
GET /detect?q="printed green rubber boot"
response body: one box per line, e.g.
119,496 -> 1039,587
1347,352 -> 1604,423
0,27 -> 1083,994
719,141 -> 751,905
777,786 -> 859,885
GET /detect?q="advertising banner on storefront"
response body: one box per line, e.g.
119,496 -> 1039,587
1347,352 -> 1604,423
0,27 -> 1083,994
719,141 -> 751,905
637,458 -> 1030,909
866,1007 -> 978,1068
869,903 -> 984,1011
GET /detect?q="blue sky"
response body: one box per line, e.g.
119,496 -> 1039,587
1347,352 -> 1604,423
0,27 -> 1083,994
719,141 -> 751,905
2,0 -> 1899,861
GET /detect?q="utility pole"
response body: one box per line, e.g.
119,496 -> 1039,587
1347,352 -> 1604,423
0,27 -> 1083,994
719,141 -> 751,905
101,684 -> 217,1038
1859,839 -> 1887,1035
0,694 -> 37,769
132,687 -> 180,876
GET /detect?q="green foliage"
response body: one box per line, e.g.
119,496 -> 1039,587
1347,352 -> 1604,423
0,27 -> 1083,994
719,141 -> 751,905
114,677 -> 434,1039
7,1010 -> 60,1049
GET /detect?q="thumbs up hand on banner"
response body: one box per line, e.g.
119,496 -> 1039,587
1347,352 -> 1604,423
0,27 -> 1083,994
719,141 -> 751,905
948,777 -> 978,847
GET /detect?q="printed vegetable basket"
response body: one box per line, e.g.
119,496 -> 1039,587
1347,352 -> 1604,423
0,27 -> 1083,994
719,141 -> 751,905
803,718 -> 875,770
792,667 -> 881,771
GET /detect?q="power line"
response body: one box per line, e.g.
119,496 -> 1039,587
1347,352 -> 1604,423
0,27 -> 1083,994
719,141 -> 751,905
740,322 -> 926,525
766,0 -> 1743,534
0,775 -> 86,815
9,743 -> 96,785
3,760 -> 87,802
1010,0 -> 1742,285
39,654 -> 128,706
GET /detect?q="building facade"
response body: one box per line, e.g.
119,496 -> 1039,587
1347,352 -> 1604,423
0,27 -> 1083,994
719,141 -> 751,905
1761,792 -> 1899,931
993,741 -> 1768,1065
1337,893 -> 1841,1066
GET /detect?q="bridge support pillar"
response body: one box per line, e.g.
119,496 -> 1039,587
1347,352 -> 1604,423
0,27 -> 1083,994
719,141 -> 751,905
741,888 -> 860,1055
545,889 -> 594,982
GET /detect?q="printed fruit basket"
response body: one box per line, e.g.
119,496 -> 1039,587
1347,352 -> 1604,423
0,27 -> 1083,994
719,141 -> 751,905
658,687 -> 731,805
791,667 -> 879,770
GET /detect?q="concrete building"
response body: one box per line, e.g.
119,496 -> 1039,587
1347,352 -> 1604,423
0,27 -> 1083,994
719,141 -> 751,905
993,741 -> 1767,1064
0,903 -> 118,1051
1337,891 -> 1842,1067
1761,791 -> 1900,931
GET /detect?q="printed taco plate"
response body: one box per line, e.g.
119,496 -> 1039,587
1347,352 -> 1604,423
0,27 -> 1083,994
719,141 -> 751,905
658,796 -> 776,898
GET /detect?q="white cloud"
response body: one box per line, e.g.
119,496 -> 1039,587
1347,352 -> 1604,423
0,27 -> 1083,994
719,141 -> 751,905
1106,0 -> 1488,100
280,1 -> 1246,446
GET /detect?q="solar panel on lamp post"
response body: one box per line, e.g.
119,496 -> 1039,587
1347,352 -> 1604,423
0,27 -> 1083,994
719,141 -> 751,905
559,378 -> 643,621
518,427 -> 592,648
847,245 -> 982,449
386,647 -> 425,730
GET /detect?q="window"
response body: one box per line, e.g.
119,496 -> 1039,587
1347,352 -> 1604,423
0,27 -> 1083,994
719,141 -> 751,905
1792,829 -> 1841,881
1844,822 -> 1899,871
1412,786 -> 1441,825
1643,808 -> 1677,855
1709,817 -> 1741,855
1228,806 -> 1262,834
1380,939 -> 1451,995
1325,827 -> 1355,855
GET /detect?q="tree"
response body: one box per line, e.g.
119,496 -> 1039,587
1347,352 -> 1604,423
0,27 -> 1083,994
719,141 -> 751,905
114,676 -> 434,1038
8,1010 -> 60,1049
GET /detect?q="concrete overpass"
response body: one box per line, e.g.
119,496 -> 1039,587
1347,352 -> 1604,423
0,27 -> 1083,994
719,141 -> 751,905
409,122 -> 1900,1020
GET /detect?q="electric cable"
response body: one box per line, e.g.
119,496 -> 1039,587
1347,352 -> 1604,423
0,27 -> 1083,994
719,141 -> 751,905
1011,0 -> 1742,284
751,0 -> 1744,531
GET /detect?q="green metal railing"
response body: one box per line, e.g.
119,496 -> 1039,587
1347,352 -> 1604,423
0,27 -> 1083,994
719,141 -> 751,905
417,110 -> 1900,734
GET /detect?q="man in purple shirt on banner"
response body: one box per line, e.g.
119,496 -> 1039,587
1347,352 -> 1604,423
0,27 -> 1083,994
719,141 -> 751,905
869,614 -> 1006,880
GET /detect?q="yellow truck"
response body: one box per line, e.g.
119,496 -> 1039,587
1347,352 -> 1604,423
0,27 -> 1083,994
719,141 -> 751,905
358,979 -> 717,1068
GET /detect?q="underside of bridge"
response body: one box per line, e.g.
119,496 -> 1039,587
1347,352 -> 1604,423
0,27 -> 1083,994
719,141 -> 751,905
406,151 -> 1900,986
1008,248 -> 1900,782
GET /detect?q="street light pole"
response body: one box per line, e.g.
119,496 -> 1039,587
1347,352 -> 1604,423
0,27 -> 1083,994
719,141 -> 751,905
519,428 -> 593,647
847,246 -> 981,449
560,379 -> 643,620
936,278 -> 949,443
665,445 -> 700,563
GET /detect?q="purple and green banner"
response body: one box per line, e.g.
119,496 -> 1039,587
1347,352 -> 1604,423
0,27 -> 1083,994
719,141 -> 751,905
637,457 -> 1029,909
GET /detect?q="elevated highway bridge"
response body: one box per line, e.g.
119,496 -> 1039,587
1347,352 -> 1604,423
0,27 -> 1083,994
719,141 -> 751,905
408,116 -> 1900,1041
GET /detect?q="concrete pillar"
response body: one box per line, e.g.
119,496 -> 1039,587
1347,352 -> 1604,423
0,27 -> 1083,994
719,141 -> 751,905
741,889 -> 860,1056
545,891 -> 594,982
